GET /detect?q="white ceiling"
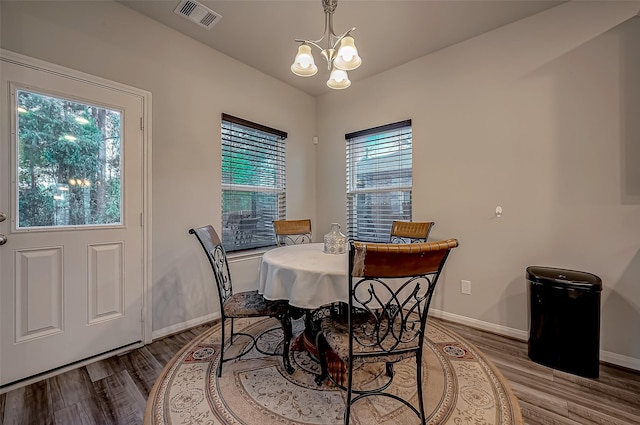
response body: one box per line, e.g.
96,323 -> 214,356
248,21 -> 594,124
119,0 -> 564,97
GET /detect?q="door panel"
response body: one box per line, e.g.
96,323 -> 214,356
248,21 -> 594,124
88,242 -> 125,323
0,53 -> 146,387
15,247 -> 63,342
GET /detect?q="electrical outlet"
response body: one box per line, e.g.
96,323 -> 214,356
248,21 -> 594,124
461,280 -> 471,295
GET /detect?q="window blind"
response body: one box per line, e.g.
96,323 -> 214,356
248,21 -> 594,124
346,120 -> 412,242
221,114 -> 286,252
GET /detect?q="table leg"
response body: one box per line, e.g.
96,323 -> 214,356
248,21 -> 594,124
291,310 -> 319,357
291,306 -> 347,386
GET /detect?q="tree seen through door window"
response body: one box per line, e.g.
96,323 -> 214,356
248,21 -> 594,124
16,89 -> 122,228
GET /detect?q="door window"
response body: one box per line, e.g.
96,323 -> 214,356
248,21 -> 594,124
16,89 -> 122,229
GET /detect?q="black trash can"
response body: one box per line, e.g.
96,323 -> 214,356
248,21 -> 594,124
527,266 -> 602,378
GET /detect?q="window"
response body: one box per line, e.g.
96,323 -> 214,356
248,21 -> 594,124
346,120 -> 412,242
221,114 -> 286,252
16,88 -> 122,229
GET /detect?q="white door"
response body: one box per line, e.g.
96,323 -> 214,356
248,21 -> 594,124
0,53 -> 147,388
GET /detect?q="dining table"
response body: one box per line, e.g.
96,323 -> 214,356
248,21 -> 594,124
258,242 -> 349,379
258,241 -> 424,383
258,242 -> 348,309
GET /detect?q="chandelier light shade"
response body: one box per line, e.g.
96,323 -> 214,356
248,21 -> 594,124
291,44 -> 318,77
327,68 -> 350,90
291,0 -> 362,90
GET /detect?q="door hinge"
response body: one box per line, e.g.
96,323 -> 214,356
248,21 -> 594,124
140,212 -> 144,227
140,117 -> 144,130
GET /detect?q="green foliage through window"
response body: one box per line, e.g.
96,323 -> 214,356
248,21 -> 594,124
221,114 -> 286,252
16,89 -> 122,228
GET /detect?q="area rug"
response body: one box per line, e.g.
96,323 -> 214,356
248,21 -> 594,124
145,317 -> 523,425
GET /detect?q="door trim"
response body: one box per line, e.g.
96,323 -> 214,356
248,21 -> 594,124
0,49 -> 153,356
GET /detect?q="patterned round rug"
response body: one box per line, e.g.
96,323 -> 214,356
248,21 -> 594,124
145,317 -> 523,425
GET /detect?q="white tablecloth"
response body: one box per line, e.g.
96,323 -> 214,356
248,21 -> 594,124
259,243 -> 348,309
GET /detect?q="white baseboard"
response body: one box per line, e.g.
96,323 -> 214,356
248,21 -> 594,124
600,350 -> 640,371
152,312 -> 221,340
429,309 -> 640,372
429,309 -> 529,341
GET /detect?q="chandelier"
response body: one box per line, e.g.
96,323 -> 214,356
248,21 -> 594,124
290,0 -> 362,90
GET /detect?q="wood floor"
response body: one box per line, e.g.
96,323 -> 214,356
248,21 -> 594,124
440,319 -> 640,425
1,317 -> 639,425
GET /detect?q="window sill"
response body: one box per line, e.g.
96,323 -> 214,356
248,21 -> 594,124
226,246 -> 277,262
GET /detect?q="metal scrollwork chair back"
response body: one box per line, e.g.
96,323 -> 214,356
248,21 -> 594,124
273,219 -> 312,246
315,238 -> 459,425
189,225 -> 294,376
389,220 -> 434,243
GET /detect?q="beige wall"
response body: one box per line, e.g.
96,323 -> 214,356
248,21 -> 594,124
0,1 -> 317,333
316,1 -> 640,368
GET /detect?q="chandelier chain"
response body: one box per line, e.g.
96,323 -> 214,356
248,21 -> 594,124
322,0 -> 338,15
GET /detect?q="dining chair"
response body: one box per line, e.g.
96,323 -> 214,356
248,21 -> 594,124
272,219 -> 312,246
314,238 -> 459,425
389,220 -> 434,243
189,225 -> 294,376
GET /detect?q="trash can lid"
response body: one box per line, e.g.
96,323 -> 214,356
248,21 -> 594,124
526,266 -> 602,291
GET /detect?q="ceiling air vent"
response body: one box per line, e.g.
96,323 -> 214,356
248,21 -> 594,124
174,0 -> 222,30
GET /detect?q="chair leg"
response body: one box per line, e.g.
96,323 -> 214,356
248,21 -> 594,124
385,362 -> 394,378
314,332 -> 329,386
218,317 -> 226,377
416,354 -> 426,425
344,358 -> 353,425
278,313 -> 295,374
